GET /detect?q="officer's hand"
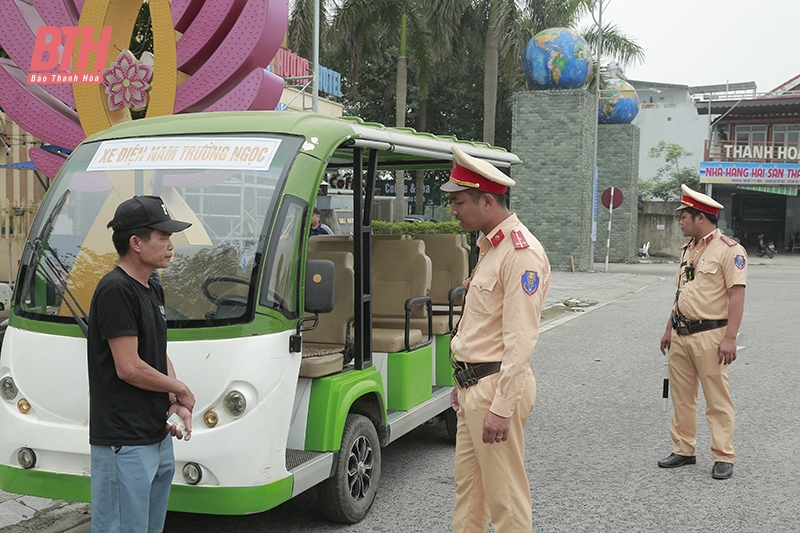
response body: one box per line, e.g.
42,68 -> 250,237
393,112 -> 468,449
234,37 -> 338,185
482,411 -> 510,444
450,387 -> 460,412
717,336 -> 737,365
660,329 -> 672,355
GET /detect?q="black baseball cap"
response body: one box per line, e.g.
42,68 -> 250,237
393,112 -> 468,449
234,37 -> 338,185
107,195 -> 192,233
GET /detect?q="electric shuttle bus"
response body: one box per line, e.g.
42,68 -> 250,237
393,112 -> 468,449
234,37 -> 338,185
0,111 -> 520,522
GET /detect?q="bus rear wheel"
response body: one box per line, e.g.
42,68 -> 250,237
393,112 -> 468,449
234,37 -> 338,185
318,414 -> 381,523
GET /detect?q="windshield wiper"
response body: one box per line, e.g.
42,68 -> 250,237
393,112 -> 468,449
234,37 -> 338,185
19,189 -> 88,336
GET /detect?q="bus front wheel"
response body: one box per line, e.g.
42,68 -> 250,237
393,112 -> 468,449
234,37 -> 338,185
318,414 -> 381,523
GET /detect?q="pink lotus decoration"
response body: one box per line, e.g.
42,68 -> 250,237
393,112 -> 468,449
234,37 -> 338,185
102,50 -> 153,111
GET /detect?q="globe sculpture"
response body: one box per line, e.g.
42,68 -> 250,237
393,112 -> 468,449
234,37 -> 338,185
598,78 -> 640,124
523,27 -> 591,89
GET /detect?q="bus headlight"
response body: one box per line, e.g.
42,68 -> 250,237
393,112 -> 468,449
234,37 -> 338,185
18,448 -> 36,469
182,462 -> 202,485
223,390 -> 246,418
1,376 -> 17,401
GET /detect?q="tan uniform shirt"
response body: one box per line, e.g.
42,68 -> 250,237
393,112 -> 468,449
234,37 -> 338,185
673,228 -> 747,320
450,213 -> 550,418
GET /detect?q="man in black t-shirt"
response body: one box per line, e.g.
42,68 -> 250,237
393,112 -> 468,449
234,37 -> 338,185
87,196 -> 195,533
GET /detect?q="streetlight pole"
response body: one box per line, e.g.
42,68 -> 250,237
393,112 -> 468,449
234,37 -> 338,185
312,0 -> 320,113
588,0 -> 607,272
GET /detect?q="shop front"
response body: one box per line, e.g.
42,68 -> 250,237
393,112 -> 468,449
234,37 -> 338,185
696,91 -> 800,252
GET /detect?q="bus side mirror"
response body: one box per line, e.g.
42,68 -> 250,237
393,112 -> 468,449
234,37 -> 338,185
305,260 -> 335,314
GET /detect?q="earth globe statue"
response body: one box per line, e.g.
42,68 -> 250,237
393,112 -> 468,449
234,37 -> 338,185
523,27 -> 591,89
598,78 -> 640,124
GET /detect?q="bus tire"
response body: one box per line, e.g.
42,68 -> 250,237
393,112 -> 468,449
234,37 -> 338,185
317,414 -> 381,523
445,407 -> 458,444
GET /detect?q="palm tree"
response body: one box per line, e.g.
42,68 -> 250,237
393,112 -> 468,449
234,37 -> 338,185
303,0 -> 438,216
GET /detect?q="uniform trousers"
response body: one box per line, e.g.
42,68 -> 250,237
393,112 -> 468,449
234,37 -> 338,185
668,327 -> 735,462
91,434 -> 175,533
452,370 -> 536,533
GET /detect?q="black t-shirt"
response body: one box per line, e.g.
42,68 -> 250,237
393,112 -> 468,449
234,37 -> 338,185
87,267 -> 169,446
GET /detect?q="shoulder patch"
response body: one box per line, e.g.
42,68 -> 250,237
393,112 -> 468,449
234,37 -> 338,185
511,230 -> 529,250
521,270 -> 539,295
734,255 -> 746,270
720,235 -> 738,246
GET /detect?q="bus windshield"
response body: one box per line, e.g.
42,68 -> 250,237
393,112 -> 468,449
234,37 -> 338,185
16,134 -> 304,329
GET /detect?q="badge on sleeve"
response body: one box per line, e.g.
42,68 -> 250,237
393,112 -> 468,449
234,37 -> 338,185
521,270 -> 540,295
734,255 -> 746,270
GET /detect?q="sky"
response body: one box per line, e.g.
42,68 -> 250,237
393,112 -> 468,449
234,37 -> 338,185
577,0 -> 800,93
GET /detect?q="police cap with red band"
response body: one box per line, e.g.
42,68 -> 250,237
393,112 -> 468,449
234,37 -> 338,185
675,184 -> 723,217
441,145 -> 515,195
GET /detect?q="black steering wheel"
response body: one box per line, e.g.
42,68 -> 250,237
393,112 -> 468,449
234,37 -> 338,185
201,275 -> 251,306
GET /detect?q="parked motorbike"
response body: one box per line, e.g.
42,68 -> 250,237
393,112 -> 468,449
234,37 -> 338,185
756,233 -> 776,258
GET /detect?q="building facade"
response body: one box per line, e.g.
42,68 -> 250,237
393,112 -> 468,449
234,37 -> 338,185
696,76 -> 800,251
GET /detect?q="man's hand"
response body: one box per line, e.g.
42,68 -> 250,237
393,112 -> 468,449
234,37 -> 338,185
167,402 -> 193,441
717,335 -> 737,365
175,384 -> 196,411
482,411 -> 510,444
450,387 -> 460,412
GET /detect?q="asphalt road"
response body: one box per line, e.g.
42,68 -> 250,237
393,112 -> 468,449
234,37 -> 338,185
4,259 -> 799,532
159,260 -> 800,533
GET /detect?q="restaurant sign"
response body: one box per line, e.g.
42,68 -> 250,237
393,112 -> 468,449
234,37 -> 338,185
699,162 -> 800,185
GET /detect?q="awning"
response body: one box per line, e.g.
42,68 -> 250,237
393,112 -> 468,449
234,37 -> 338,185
0,161 -> 36,169
738,185 -> 798,196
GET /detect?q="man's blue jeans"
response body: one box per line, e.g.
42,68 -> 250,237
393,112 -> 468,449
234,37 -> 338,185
91,434 -> 174,533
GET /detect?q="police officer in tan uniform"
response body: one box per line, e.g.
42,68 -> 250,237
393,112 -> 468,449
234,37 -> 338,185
659,185 -> 747,480
445,146 -> 550,532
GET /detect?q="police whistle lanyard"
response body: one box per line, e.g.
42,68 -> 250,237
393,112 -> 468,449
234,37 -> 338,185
681,234 -> 713,285
675,235 -> 712,319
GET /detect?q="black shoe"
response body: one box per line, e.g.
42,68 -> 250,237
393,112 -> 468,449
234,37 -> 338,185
658,453 -> 697,468
712,461 -> 734,479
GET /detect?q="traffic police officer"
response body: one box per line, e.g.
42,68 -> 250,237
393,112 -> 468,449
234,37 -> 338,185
659,185 -> 747,480
446,145 -> 550,532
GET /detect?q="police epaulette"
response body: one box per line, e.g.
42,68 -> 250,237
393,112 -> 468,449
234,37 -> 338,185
719,235 -> 738,246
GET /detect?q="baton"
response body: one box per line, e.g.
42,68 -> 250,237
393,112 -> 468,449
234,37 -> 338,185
662,353 -> 669,412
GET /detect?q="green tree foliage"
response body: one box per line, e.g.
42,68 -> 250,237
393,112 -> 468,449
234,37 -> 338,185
639,141 -> 700,201
130,3 -> 153,57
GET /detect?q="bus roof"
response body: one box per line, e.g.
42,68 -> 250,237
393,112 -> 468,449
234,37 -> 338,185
84,111 -> 521,170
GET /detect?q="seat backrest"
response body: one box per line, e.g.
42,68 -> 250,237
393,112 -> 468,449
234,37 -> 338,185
372,239 -> 431,319
416,234 -> 468,306
309,234 -> 353,252
373,234 -> 411,242
303,251 -> 354,346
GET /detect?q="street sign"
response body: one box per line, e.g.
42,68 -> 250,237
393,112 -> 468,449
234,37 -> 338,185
601,187 -> 624,209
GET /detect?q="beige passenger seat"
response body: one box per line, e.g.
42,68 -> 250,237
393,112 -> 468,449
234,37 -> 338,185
300,251 -> 354,378
416,234 -> 468,333
308,234 -> 353,252
371,239 -> 432,351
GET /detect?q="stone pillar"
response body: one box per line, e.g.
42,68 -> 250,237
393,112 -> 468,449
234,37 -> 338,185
596,124 -> 640,263
512,90 -> 641,270
512,89 -> 595,271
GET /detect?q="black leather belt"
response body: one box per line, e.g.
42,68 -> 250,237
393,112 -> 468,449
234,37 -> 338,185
674,319 -> 728,336
453,361 -> 501,389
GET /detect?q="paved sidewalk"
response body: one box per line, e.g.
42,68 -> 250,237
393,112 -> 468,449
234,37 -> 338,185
0,266 -> 668,533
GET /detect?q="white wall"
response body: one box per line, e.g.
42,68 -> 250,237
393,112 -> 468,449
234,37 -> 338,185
630,83 -> 710,183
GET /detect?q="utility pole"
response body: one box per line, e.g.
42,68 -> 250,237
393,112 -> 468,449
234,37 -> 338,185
589,0 -> 607,272
312,0 -> 319,113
